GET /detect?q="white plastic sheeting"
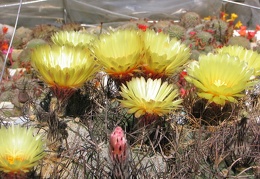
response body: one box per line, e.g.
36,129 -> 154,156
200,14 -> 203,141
0,0 -> 64,27
0,0 -> 222,27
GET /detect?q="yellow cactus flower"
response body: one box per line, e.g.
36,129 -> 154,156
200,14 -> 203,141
142,30 -> 190,79
31,45 -> 99,100
185,53 -> 256,106
220,12 -> 229,21
234,20 -> 243,29
231,13 -> 238,20
51,31 -> 95,47
93,30 -> 143,82
203,16 -> 211,21
0,124 -> 45,174
120,77 -> 183,118
217,45 -> 260,76
227,13 -> 238,22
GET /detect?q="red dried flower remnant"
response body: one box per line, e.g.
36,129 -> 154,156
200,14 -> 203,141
238,25 -> 260,41
0,41 -> 13,65
138,24 -> 148,32
1,41 -> 9,51
2,26 -> 8,34
247,31 -> 256,41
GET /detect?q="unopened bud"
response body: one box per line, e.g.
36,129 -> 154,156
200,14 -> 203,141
109,126 -> 128,165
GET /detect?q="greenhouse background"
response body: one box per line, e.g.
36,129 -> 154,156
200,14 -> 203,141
0,0 -> 260,28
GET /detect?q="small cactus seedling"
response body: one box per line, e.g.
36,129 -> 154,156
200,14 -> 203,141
203,45 -> 214,53
207,19 -> 228,43
180,12 -> 201,29
18,39 -> 47,71
150,20 -> 174,33
61,23 -> 82,31
253,44 -> 260,54
190,49 -> 200,60
32,24 -> 60,42
164,24 -> 186,40
227,36 -> 251,49
196,31 -> 214,46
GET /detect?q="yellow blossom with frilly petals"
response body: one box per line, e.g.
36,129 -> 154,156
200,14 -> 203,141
120,77 -> 183,118
185,53 -> 256,106
217,45 -> 260,76
31,45 -> 99,88
93,30 -> 143,80
51,31 -> 95,47
142,30 -> 190,78
0,124 -> 45,173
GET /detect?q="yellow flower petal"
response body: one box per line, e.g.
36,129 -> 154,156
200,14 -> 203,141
51,31 -> 95,47
217,45 -> 260,76
31,45 -> 100,88
0,124 -> 45,173
204,16 -> 211,21
234,20 -> 243,29
186,53 -> 256,105
93,30 -> 143,79
120,77 -> 182,117
142,30 -> 190,78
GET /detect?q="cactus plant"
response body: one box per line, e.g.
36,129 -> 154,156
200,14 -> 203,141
61,23 -> 82,31
196,31 -> 214,46
227,36 -> 251,49
180,12 -> 201,29
207,19 -> 228,43
164,24 -> 186,40
150,20 -> 174,33
32,24 -> 59,42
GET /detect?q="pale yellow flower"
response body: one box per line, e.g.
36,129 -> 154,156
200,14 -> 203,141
217,45 -> 260,76
93,30 -> 143,80
120,77 -> 182,118
0,124 -> 45,173
51,31 -> 95,47
31,45 -> 99,88
185,53 -> 256,106
142,30 -> 190,79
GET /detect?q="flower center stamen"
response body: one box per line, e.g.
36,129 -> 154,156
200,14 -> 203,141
6,155 -> 24,164
214,79 -> 227,87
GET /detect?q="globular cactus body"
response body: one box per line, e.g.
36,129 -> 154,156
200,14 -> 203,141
208,19 -> 228,43
165,24 -> 186,40
227,36 -> 251,49
180,12 -> 201,29
196,31 -> 214,45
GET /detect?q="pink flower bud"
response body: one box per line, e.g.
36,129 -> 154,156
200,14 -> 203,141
109,126 -> 128,165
